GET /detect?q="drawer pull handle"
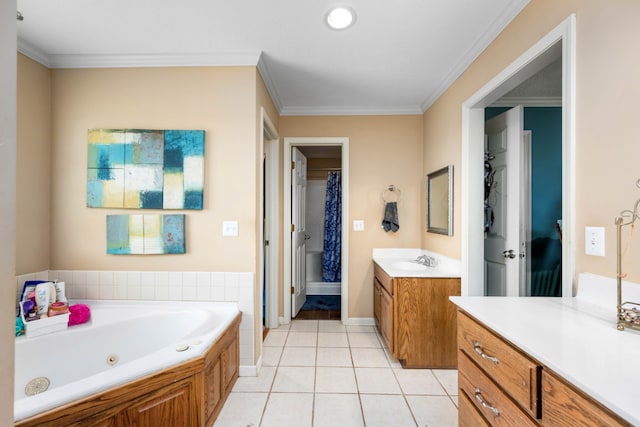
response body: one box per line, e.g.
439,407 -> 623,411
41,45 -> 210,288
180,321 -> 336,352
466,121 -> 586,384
473,341 -> 499,365
474,388 -> 500,417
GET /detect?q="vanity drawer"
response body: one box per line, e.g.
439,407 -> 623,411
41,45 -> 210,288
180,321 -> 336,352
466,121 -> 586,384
458,311 -> 541,418
459,387 -> 491,427
373,262 -> 393,295
459,353 -> 538,426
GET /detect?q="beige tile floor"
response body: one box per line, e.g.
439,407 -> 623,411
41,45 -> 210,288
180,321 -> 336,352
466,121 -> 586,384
214,319 -> 459,427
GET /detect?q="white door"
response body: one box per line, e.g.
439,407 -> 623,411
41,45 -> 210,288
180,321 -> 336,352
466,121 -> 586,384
484,106 -> 523,296
291,147 -> 307,316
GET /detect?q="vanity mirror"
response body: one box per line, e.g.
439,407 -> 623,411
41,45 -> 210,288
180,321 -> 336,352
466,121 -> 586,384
427,165 -> 453,236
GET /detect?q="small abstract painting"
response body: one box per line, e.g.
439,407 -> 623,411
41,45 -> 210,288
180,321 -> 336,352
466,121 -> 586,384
107,214 -> 185,254
87,129 -> 205,209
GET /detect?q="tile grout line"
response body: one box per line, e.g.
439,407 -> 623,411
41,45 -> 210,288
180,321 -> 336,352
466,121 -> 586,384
254,319 -> 458,427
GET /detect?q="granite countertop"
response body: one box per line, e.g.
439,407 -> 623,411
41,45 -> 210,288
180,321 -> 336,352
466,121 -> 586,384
450,295 -> 640,425
372,248 -> 461,278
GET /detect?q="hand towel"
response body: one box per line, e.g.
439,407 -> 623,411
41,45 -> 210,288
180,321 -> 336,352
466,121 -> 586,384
382,202 -> 399,232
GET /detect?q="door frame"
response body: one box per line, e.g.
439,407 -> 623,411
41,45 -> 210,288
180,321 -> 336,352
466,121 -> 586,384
283,137 -> 349,324
261,108 -> 280,330
462,14 -> 576,298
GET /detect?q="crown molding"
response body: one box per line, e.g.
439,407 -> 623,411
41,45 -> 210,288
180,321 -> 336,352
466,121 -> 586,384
17,37 -> 51,67
280,105 -> 423,116
491,96 -> 562,107
256,55 -> 283,114
18,39 -> 262,71
46,51 -> 262,69
420,0 -> 530,112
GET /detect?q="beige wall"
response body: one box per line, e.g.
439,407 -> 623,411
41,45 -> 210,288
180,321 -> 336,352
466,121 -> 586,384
422,0 -> 640,284
279,115 -> 423,317
17,54 -> 51,275
50,66 -> 259,272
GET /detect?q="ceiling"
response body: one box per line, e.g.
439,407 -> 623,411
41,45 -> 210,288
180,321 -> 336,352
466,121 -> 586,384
16,0 -> 530,116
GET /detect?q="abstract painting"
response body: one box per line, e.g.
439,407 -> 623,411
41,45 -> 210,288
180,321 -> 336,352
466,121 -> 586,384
106,214 -> 185,254
87,129 -> 205,209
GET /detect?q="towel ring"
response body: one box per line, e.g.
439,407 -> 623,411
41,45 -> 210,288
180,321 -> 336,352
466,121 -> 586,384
382,185 -> 402,203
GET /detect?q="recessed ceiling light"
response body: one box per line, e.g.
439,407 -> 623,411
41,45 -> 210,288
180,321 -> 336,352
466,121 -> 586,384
326,7 -> 356,30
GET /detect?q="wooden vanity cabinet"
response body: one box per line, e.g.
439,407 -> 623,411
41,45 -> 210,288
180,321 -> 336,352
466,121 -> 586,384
373,262 -> 460,368
457,310 -> 632,427
541,370 -> 631,427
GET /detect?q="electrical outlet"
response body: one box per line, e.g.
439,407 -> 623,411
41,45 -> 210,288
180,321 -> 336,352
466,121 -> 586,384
353,220 -> 365,231
585,226 -> 605,256
222,221 -> 239,237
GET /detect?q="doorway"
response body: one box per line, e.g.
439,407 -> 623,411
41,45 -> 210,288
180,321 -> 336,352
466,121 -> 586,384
261,108 -> 279,333
284,137 -> 349,324
462,15 -> 576,298
484,105 -> 563,297
296,145 -> 342,320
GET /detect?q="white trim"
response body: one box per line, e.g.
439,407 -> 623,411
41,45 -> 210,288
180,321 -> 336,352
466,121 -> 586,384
492,96 -> 562,107
462,15 -> 576,299
257,57 -> 283,115
343,317 -> 376,327
281,105 -> 423,117
283,137 -> 349,324
261,108 -> 280,331
239,364 -> 259,377
43,51 -> 262,69
17,37 -> 51,67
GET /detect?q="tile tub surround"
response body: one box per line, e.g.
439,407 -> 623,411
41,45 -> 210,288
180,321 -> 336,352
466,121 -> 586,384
16,270 -> 255,369
214,319 -> 459,427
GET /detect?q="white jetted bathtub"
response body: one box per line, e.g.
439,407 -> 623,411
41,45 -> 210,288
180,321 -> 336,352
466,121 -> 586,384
14,299 -> 241,423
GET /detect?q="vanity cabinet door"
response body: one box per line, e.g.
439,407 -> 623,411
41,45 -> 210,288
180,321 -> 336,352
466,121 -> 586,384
379,284 -> 394,352
395,277 -> 459,368
373,278 -> 382,329
119,378 -> 196,427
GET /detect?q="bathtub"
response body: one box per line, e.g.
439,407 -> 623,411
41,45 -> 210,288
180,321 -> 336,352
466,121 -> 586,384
306,250 -> 341,295
14,299 -> 241,423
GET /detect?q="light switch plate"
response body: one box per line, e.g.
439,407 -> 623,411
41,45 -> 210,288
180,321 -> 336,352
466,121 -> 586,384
222,221 -> 239,237
585,226 -> 605,256
353,220 -> 365,231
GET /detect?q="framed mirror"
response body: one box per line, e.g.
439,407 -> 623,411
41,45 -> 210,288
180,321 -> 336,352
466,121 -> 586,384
427,165 -> 453,236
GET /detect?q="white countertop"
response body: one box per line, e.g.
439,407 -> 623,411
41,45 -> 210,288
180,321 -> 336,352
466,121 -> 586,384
450,294 -> 640,425
372,248 -> 461,278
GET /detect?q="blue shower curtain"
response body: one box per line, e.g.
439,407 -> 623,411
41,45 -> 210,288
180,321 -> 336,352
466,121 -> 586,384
322,171 -> 342,282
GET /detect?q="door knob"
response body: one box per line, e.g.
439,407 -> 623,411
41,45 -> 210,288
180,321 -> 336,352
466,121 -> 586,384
503,249 -> 516,259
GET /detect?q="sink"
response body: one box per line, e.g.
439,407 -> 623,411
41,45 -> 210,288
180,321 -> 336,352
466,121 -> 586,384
390,261 -> 427,271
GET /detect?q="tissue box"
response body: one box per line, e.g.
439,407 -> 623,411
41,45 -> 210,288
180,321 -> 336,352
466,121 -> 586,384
21,307 -> 69,338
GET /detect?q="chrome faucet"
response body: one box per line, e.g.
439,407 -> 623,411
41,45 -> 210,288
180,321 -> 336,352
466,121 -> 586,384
415,254 -> 438,267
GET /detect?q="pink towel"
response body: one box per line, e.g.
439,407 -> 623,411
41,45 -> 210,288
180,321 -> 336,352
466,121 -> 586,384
68,304 -> 91,326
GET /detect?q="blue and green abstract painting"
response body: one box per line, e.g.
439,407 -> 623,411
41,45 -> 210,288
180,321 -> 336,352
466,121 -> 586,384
87,129 -> 205,209
106,214 -> 185,254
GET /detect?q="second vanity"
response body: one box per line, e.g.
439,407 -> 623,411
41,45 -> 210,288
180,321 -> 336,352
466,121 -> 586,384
372,248 -> 461,368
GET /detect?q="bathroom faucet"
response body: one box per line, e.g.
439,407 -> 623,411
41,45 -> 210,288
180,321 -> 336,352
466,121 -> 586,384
415,254 -> 438,267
